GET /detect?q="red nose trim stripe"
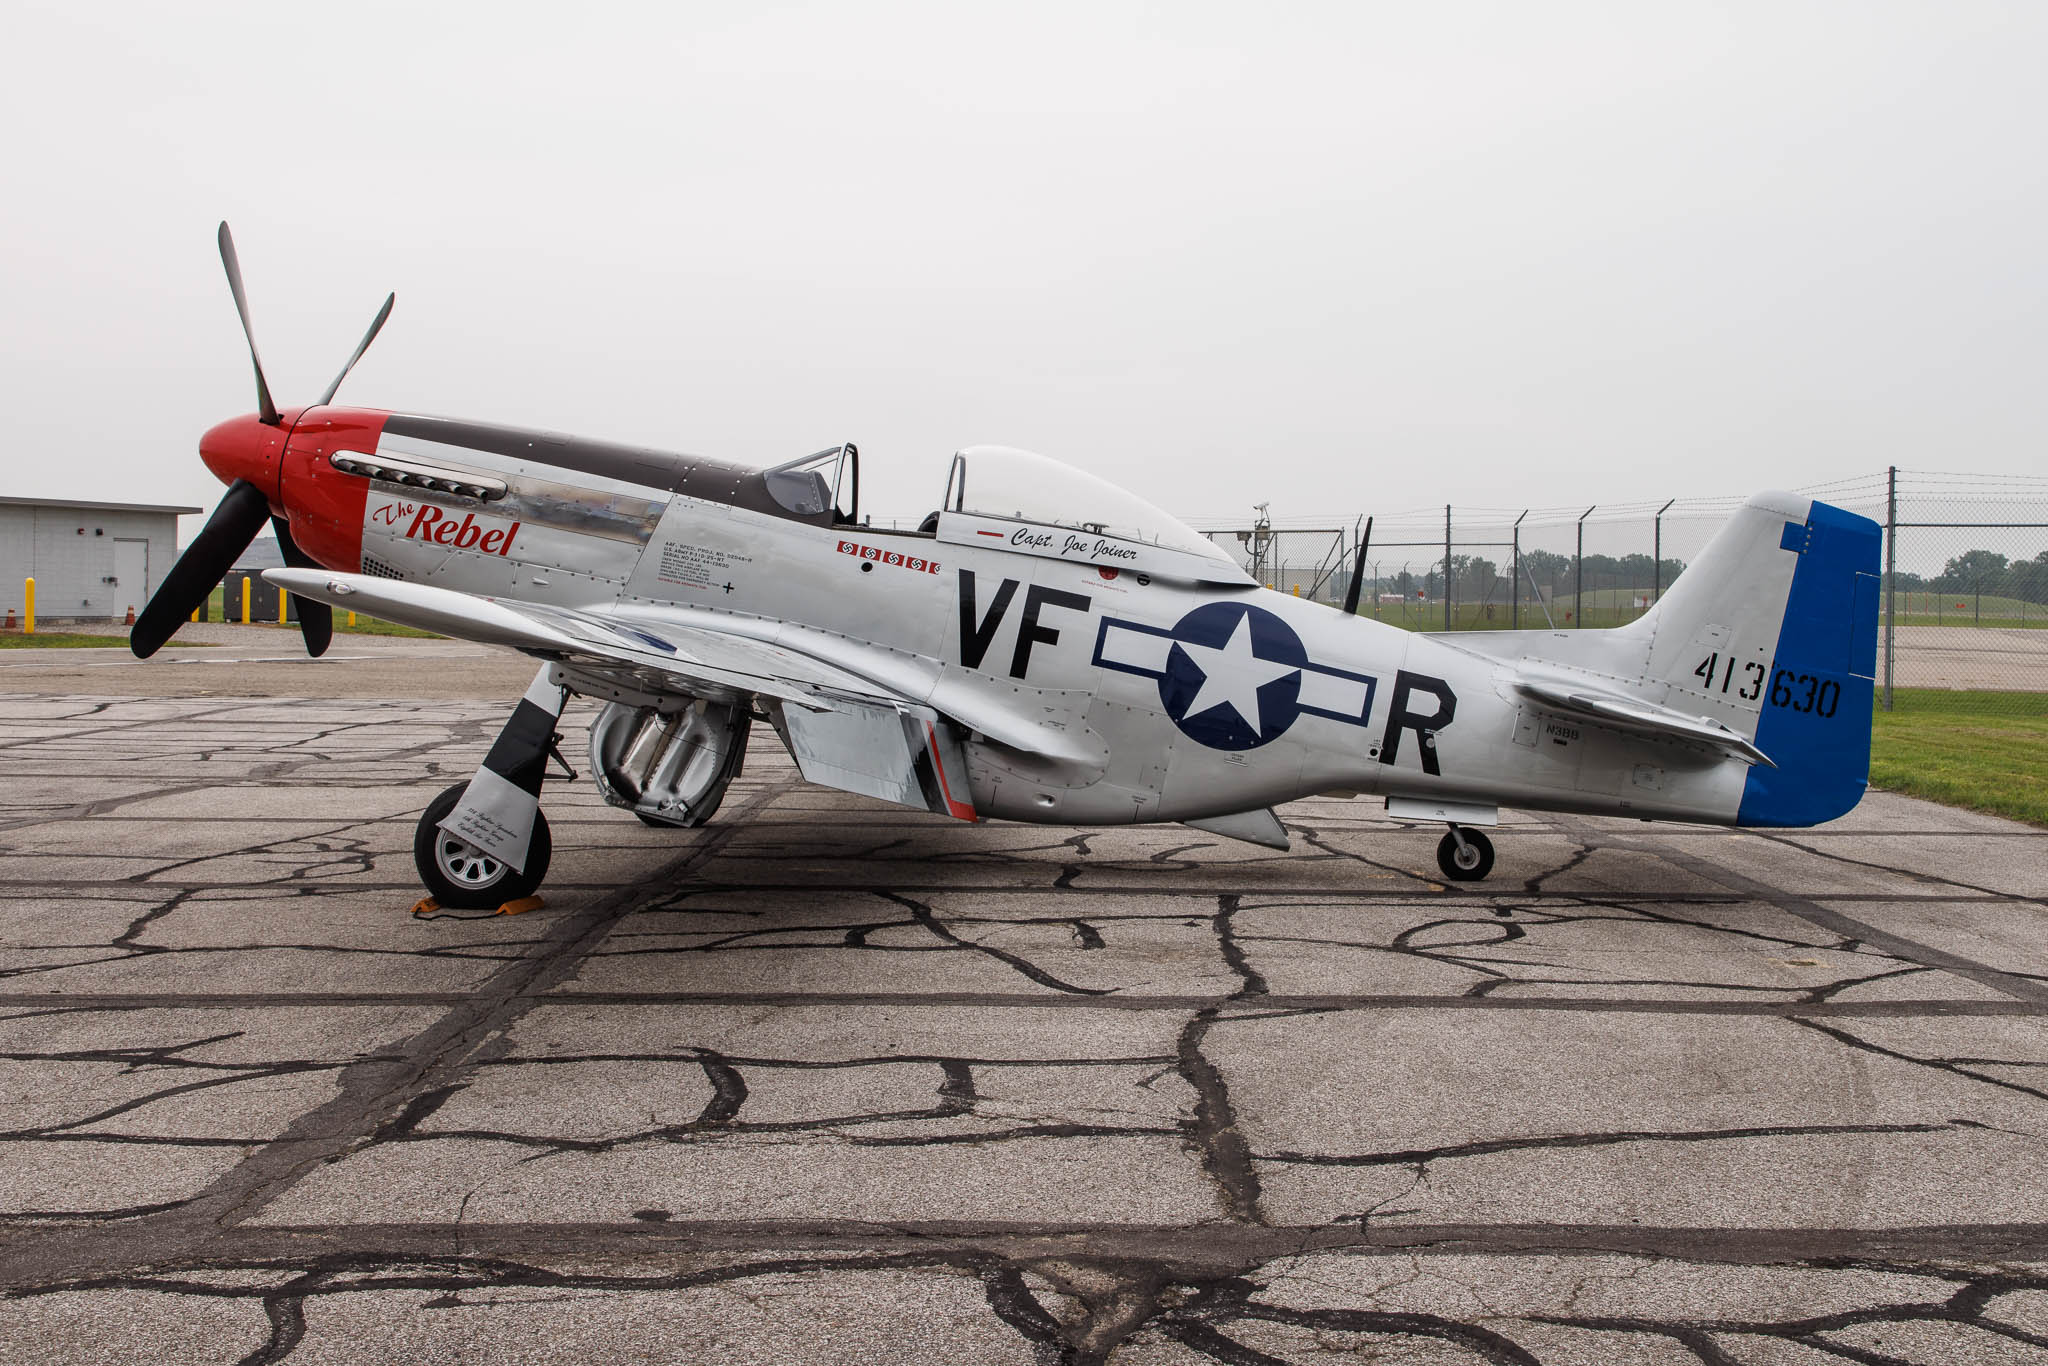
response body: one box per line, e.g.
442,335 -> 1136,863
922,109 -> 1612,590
277,407 -> 390,573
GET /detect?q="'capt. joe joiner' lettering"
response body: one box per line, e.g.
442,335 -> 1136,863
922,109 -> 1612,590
1009,526 -> 1140,562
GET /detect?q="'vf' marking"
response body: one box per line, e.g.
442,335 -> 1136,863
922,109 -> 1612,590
958,571 -> 1091,680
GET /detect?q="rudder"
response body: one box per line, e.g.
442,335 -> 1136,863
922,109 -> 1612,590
1735,501 -> 1881,826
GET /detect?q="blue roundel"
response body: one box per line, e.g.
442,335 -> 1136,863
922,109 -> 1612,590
1157,602 -> 1308,751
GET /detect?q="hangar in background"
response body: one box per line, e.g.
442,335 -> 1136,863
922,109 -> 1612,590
0,495 -> 198,625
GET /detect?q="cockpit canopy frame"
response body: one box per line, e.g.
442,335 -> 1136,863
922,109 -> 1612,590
941,445 -> 1232,564
765,443 -> 859,525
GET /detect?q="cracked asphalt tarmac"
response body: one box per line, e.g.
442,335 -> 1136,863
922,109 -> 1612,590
2,665 -> 2046,1363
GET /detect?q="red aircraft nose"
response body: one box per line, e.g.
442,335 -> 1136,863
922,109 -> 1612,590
199,412 -> 290,498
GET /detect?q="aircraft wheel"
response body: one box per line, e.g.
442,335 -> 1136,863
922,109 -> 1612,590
414,782 -> 551,909
1436,828 -> 1494,882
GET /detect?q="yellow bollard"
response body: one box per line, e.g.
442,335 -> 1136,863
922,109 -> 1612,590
279,588 -> 288,625
241,577 -> 251,625
23,577 -> 33,635
347,611 -> 356,628
191,605 -> 200,623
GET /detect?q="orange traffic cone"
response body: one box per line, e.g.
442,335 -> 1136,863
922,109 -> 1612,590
125,604 -> 136,625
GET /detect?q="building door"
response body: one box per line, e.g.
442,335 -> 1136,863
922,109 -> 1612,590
113,538 -> 148,619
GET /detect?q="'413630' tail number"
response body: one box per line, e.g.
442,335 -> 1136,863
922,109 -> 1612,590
1695,652 -> 1841,718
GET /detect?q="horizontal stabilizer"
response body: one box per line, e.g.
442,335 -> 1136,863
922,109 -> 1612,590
1514,675 -> 1773,768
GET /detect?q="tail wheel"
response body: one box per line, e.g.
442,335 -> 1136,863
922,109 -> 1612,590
1436,827 -> 1495,882
413,781 -> 551,909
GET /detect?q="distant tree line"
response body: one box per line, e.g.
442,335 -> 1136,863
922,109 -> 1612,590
1348,542 -> 2047,612
1892,549 -> 2048,605
1375,547 -> 2047,608
1369,551 -> 1692,603
1510,550 -> 1690,602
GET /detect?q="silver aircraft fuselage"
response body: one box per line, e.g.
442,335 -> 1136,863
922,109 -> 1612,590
253,410 -> 1871,838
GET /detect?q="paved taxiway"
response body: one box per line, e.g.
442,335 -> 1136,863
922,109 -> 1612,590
2,649 -> 2046,1363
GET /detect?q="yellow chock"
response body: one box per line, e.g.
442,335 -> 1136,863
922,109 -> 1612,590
410,894 -> 545,920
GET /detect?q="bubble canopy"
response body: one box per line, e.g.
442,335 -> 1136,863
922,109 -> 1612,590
942,445 -> 1233,566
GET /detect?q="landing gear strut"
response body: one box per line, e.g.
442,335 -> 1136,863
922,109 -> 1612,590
1436,825 -> 1495,882
412,667 -> 573,909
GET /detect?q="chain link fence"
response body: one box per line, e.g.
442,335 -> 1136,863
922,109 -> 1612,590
1189,469 -> 2048,713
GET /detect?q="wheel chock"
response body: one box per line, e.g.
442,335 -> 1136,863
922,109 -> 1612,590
410,894 -> 545,921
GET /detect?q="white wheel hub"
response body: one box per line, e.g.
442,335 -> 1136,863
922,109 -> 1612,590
436,834 -> 506,889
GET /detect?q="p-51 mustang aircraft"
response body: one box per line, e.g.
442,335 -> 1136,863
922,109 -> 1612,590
134,226 -> 1882,907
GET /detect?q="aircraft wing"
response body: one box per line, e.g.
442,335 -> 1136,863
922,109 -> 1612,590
266,568 -> 874,709
1512,673 -> 1774,768
265,569 -> 1095,820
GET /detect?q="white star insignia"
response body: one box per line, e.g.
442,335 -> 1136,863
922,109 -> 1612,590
1176,612 -> 1300,736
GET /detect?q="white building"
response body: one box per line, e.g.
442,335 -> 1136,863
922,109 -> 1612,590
0,496 -> 199,625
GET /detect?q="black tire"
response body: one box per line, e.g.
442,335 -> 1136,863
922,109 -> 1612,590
414,781 -> 551,909
1435,828 -> 1494,882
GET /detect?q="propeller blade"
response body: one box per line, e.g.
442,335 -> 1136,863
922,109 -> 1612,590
131,478 -> 271,657
217,222 -> 281,427
1341,516 -> 1373,615
270,515 -> 333,657
315,292 -> 395,407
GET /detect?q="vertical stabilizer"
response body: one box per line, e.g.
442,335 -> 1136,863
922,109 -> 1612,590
1627,492 -> 1881,826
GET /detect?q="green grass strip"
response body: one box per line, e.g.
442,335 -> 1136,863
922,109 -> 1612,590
1870,689 -> 2048,827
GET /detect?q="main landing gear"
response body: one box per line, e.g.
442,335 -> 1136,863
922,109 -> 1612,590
1436,825 -> 1495,882
588,699 -> 750,829
409,674 -> 757,909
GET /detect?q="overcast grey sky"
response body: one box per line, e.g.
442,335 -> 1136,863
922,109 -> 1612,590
5,1 -> 2044,534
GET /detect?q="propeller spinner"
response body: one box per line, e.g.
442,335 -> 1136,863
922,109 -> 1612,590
130,224 -> 394,659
